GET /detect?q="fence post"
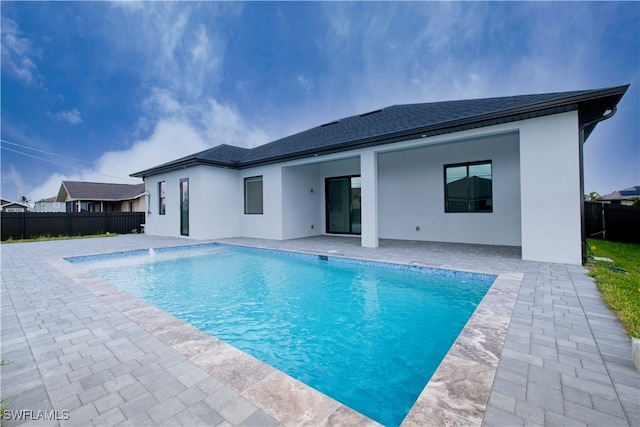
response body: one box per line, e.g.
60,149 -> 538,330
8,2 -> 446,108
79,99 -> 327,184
20,211 -> 25,240
602,203 -> 606,240
67,211 -> 72,235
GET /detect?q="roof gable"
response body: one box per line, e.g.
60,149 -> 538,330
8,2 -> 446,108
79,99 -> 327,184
132,85 -> 629,178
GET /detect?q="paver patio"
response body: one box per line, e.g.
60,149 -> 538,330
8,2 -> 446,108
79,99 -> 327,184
1,235 -> 638,426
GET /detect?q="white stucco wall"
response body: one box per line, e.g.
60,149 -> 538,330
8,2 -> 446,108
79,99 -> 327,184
281,157 -> 360,239
142,111 -> 583,264
191,166 -> 241,239
281,164 -> 322,239
377,132 -> 522,246
239,165 -> 283,239
143,169 -> 188,237
143,166 -> 241,239
519,111 -> 581,264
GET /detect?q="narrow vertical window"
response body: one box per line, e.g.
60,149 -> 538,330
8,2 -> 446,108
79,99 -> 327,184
444,161 -> 492,212
180,178 -> 189,236
244,176 -> 263,214
158,181 -> 166,215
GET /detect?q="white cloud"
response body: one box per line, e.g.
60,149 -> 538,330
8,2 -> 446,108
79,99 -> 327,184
54,109 -> 83,125
297,75 -> 314,93
27,93 -> 271,202
1,17 -> 41,85
202,99 -> 270,149
26,118 -> 210,202
1,164 -> 30,201
105,2 -> 228,100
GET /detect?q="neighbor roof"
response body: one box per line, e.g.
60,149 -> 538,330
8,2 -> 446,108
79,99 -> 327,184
36,196 -> 58,203
601,186 -> 640,201
132,85 -> 629,178
1,200 -> 29,208
57,181 -> 145,202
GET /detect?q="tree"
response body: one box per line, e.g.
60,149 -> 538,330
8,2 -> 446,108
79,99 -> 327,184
19,195 -> 31,207
585,191 -> 601,201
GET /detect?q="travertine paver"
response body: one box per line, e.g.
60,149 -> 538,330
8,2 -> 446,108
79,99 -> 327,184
1,234 -> 638,426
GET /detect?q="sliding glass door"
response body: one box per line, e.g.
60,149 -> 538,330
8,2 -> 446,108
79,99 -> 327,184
326,176 -> 361,235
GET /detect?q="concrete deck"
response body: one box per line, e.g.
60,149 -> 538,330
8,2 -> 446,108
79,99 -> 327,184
1,235 -> 638,426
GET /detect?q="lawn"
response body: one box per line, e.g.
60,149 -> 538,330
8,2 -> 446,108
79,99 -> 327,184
586,238 -> 640,338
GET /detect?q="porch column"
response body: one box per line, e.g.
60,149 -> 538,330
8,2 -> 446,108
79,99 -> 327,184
360,150 -> 379,248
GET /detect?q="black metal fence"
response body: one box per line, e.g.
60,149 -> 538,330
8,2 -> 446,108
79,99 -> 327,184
585,201 -> 640,244
1,212 -> 145,241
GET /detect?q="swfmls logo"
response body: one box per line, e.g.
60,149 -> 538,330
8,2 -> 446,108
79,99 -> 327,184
2,409 -> 70,421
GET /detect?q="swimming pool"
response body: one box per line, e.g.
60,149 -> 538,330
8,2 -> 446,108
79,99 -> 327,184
69,244 -> 495,426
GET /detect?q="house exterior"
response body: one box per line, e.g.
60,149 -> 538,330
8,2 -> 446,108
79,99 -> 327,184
1,199 -> 30,212
34,196 -> 66,212
600,186 -> 640,206
132,85 -> 629,265
56,181 -> 146,213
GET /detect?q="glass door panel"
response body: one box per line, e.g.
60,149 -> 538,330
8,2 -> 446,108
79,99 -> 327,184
180,178 -> 189,236
327,178 -> 350,233
350,177 -> 361,234
326,176 -> 361,235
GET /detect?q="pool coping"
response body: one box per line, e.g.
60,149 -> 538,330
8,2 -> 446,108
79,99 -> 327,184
48,242 -> 523,426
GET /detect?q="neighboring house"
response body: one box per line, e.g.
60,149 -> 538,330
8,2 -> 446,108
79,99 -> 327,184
1,198 -> 30,212
132,85 -> 629,265
600,186 -> 640,205
56,181 -> 146,213
33,196 -> 66,212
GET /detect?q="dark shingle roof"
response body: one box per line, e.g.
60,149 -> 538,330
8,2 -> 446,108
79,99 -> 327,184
132,85 -> 629,178
59,181 -> 145,201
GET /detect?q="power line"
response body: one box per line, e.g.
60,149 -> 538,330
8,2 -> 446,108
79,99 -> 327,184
1,145 -> 132,182
0,138 -> 133,173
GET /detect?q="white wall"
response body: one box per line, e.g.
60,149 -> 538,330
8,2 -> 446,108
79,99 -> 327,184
378,132 -> 522,246
240,165 -> 283,239
143,112 -> 584,264
519,111 -> 581,264
143,166 -> 241,239
281,164 -> 322,239
191,166 -> 241,239
144,169 -> 187,237
280,157 -> 360,239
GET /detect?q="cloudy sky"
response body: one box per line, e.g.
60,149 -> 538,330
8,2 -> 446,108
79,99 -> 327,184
2,1 -> 638,204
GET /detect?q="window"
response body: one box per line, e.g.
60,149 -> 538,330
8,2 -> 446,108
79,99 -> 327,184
244,176 -> 263,214
180,179 -> 189,236
444,161 -> 492,212
158,181 -> 166,215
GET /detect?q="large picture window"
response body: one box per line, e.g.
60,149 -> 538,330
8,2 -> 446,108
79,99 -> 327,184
444,161 -> 492,212
158,181 -> 166,215
244,176 -> 263,214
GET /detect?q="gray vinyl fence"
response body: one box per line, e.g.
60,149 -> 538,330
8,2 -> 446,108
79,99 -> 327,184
585,201 -> 640,244
1,212 -> 145,241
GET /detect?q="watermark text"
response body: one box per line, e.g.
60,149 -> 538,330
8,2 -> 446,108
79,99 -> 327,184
2,409 -> 70,421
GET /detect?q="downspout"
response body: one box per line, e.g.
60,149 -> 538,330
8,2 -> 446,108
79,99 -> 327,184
579,106 -> 617,263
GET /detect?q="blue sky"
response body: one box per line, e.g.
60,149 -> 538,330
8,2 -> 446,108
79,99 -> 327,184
2,1 -> 638,204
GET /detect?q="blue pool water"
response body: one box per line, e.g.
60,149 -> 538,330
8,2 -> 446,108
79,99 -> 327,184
69,244 -> 495,426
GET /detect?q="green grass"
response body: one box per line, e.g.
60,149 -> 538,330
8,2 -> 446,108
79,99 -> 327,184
1,233 -> 118,244
586,239 -> 640,338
